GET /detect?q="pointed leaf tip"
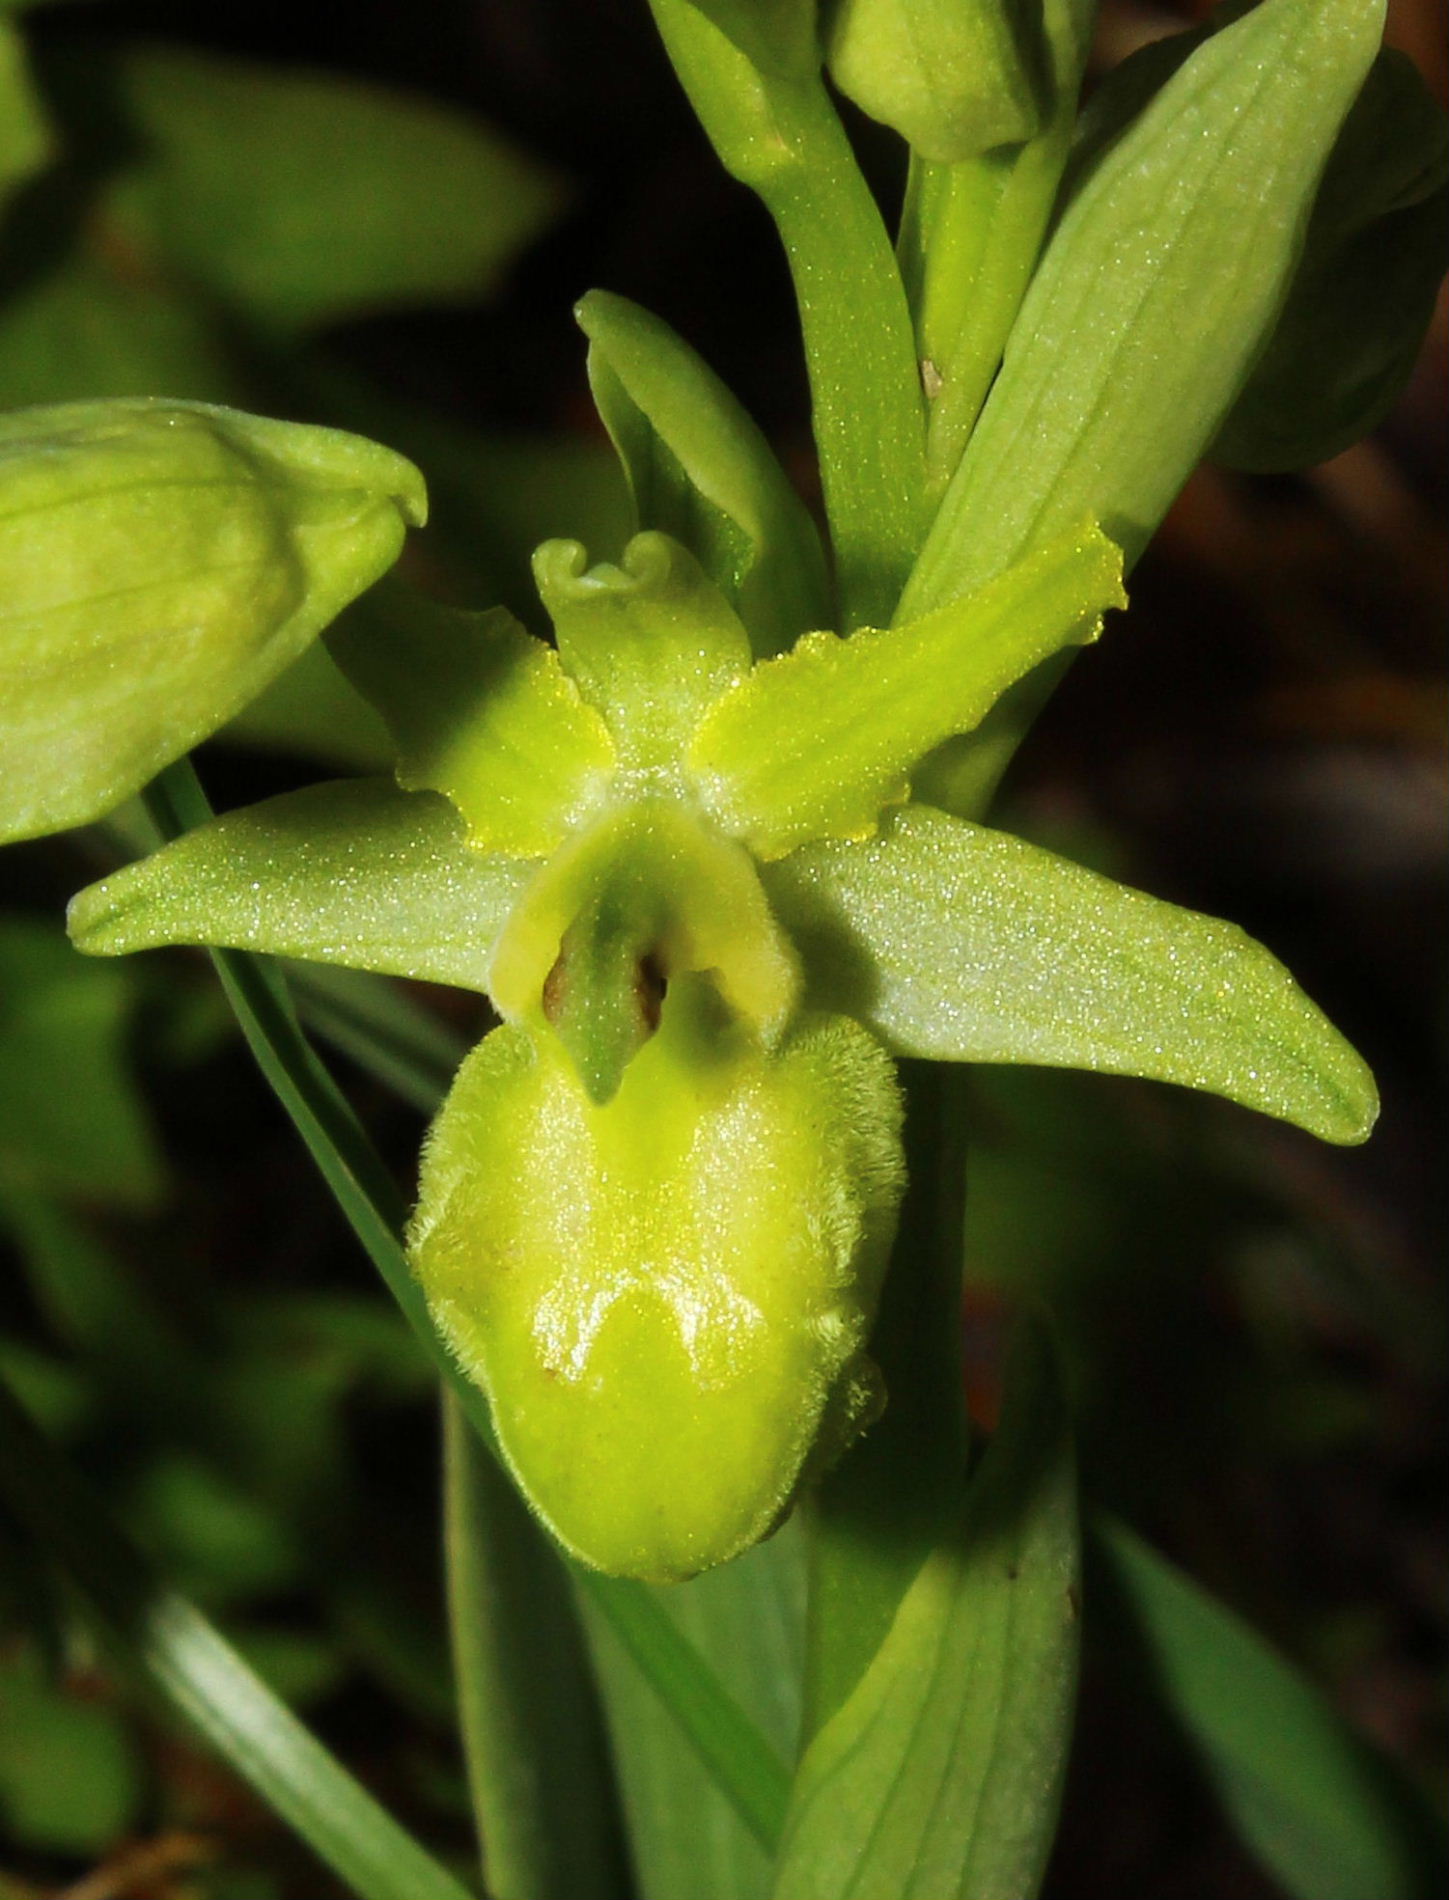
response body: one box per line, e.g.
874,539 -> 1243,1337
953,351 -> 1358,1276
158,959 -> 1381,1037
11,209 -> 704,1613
765,804 -> 1379,1147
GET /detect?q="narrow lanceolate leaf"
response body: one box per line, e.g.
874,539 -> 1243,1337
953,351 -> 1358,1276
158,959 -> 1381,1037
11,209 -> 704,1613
108,43 -> 562,334
67,779 -> 532,993
901,0 -> 1387,619
1213,46 -> 1449,471
1093,1516 -> 1448,1900
691,522 -> 1123,858
773,1318 -> 1079,1900
0,399 -> 426,843
0,1373 -> 475,1900
582,1523 -> 806,1900
578,289 -> 829,653
443,1394 -> 626,1900
328,583 -> 615,856
763,803 -> 1378,1145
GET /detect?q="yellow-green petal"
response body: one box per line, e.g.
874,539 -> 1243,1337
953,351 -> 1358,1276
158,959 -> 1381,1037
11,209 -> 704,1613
690,521 -> 1123,859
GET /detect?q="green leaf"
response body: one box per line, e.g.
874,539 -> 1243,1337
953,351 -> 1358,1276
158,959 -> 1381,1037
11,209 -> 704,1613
68,777 -> 532,992
282,961 -> 467,1115
0,1652 -> 142,1856
1092,1515 -> 1448,1900
826,0 -> 1045,161
534,532 -> 752,776
0,919 -> 164,1207
0,247 -> 245,411
443,1393 -> 627,1900
577,288 -> 830,653
690,521 -> 1123,857
1213,46 -> 1449,470
107,42 -> 563,333
763,801 -> 1379,1144
328,581 -> 616,855
647,0 -> 925,628
0,18 -> 51,210
0,1372 -> 477,1900
802,1062 -> 971,1740
0,398 -> 426,843
902,0 -> 1386,618
583,1523 -> 806,1900
584,1567 -> 794,1857
772,1317 -> 1079,1900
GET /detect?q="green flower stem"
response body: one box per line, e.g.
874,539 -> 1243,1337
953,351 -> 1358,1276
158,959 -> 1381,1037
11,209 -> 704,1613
0,1370 -> 477,1900
902,124 -> 1075,500
647,0 -> 926,630
582,1573 -> 792,1851
801,1060 -> 972,1741
442,1393 -> 627,1900
140,757 -> 789,1851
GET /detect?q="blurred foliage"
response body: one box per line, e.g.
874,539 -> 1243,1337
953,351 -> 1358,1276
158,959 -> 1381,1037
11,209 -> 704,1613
0,0 -> 1443,1896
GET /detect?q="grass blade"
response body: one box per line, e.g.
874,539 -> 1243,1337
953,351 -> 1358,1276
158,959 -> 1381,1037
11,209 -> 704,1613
583,1524 -> 805,1898
0,1370 -> 476,1900
1091,1514 -> 1446,1900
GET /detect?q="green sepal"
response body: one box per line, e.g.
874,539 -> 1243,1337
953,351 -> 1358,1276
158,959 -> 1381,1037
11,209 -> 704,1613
488,802 -> 799,1102
326,582 -> 616,857
409,1002 -> 904,1582
826,0 -> 1045,162
106,42 -> 563,336
763,802 -> 1379,1145
682,0 -> 819,76
901,0 -> 1386,618
1213,47 -> 1449,471
691,520 -> 1123,859
67,779 -> 531,994
533,532 -> 751,781
577,289 -> 829,654
0,399 -> 426,844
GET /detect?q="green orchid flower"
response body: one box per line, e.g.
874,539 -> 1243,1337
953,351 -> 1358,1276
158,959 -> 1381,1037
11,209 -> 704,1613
67,509 -> 1375,1583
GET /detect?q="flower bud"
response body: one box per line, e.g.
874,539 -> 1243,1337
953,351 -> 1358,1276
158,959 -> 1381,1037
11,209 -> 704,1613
0,397 -> 425,843
411,992 -> 904,1581
826,0 -> 1045,161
